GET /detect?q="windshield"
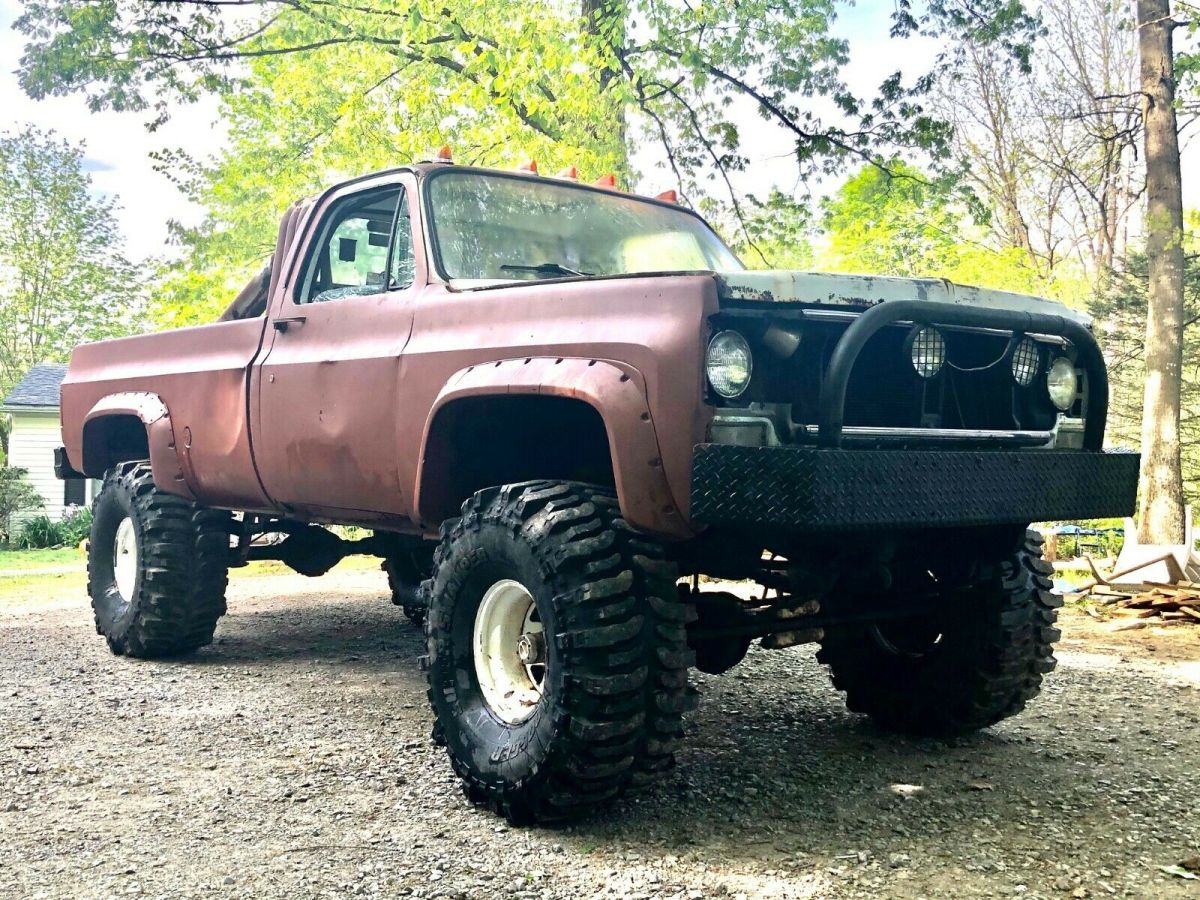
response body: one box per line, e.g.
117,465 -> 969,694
427,171 -> 744,281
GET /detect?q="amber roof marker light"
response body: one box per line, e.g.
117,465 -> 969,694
420,144 -> 454,164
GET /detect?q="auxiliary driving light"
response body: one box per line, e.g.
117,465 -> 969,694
706,330 -> 753,399
906,326 -> 945,379
1047,357 -> 1078,411
1011,337 -> 1040,386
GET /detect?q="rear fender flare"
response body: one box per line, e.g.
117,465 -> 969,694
82,392 -> 195,500
416,358 -> 689,539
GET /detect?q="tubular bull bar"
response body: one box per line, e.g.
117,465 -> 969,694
817,299 -> 1108,450
691,299 -> 1139,531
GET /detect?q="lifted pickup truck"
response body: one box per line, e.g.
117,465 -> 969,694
58,157 -> 1139,823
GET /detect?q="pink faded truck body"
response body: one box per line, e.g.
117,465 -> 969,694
60,166 -> 715,540
61,163 -> 1140,545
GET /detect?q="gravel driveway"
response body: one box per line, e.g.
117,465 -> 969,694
3,567 -> 1199,899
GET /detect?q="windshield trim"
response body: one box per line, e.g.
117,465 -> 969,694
419,166 -> 741,283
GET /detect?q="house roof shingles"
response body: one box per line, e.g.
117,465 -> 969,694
3,364 -> 68,409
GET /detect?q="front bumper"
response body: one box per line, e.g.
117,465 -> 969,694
690,444 -> 1139,531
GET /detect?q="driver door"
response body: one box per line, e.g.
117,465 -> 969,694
254,175 -> 419,517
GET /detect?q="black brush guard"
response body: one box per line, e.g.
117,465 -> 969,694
691,300 -> 1139,531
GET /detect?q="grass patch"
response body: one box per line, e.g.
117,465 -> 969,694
0,547 -> 85,572
0,548 -> 87,605
0,548 -> 382,577
229,555 -> 382,580
0,569 -> 87,605
0,547 -> 385,607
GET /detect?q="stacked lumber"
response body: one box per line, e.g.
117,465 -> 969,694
1076,582 -> 1200,629
1068,554 -> 1200,629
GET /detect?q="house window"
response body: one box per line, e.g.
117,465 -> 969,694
64,478 -> 86,508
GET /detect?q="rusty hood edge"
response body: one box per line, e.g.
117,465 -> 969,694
714,271 -> 1091,327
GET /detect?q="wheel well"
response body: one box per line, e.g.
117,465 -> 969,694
81,415 -> 150,476
420,395 -> 615,526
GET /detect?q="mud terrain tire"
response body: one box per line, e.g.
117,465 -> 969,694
88,462 -> 231,658
817,529 -> 1059,737
425,481 -> 694,824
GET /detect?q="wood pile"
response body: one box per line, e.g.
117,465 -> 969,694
1070,553 -> 1200,629
1079,583 -> 1200,628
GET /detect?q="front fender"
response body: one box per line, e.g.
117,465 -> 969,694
416,357 -> 690,539
82,392 -> 195,500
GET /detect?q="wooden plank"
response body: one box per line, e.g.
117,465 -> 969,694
1092,590 -> 1133,605
1142,583 -> 1200,597
1124,596 -> 1158,609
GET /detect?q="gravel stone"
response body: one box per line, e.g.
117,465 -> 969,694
1,567 -> 1198,898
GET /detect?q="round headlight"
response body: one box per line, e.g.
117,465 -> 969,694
706,330 -> 753,399
1046,357 -> 1078,411
907,326 -> 945,379
1011,337 -> 1040,386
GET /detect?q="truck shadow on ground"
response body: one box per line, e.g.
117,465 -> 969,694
568,678 -> 1129,871
185,589 -> 428,672
145,590 -> 1183,875
566,655 -> 1153,868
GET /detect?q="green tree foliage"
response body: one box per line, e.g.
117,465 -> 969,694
0,466 -> 43,544
1092,217 -> 1200,500
0,126 -> 139,392
14,506 -> 91,549
1178,2 -> 1200,90
721,191 -> 814,270
146,2 -> 630,323
816,163 -> 1051,295
12,1 -> 1040,323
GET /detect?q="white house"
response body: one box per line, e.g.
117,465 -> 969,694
3,364 -> 100,525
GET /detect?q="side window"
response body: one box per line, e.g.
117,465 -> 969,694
297,186 -> 408,304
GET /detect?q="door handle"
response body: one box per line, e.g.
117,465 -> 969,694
273,315 -> 307,332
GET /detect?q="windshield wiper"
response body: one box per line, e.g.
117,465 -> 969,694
499,262 -> 592,278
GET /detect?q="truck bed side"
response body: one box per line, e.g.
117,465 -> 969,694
61,315 -> 273,511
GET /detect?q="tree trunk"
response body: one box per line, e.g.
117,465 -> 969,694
1135,0 -> 1187,544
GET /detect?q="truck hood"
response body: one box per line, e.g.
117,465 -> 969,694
715,270 -> 1091,327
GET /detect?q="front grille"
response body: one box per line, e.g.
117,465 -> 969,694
711,314 -> 1065,442
839,326 -> 1024,431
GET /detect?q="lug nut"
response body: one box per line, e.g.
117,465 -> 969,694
517,632 -> 545,665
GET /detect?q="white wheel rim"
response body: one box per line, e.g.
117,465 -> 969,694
113,516 -> 138,602
472,579 -> 546,724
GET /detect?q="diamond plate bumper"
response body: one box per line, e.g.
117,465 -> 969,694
690,445 -> 1139,531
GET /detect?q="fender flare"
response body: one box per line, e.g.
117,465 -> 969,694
415,357 -> 690,539
82,392 -> 195,500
